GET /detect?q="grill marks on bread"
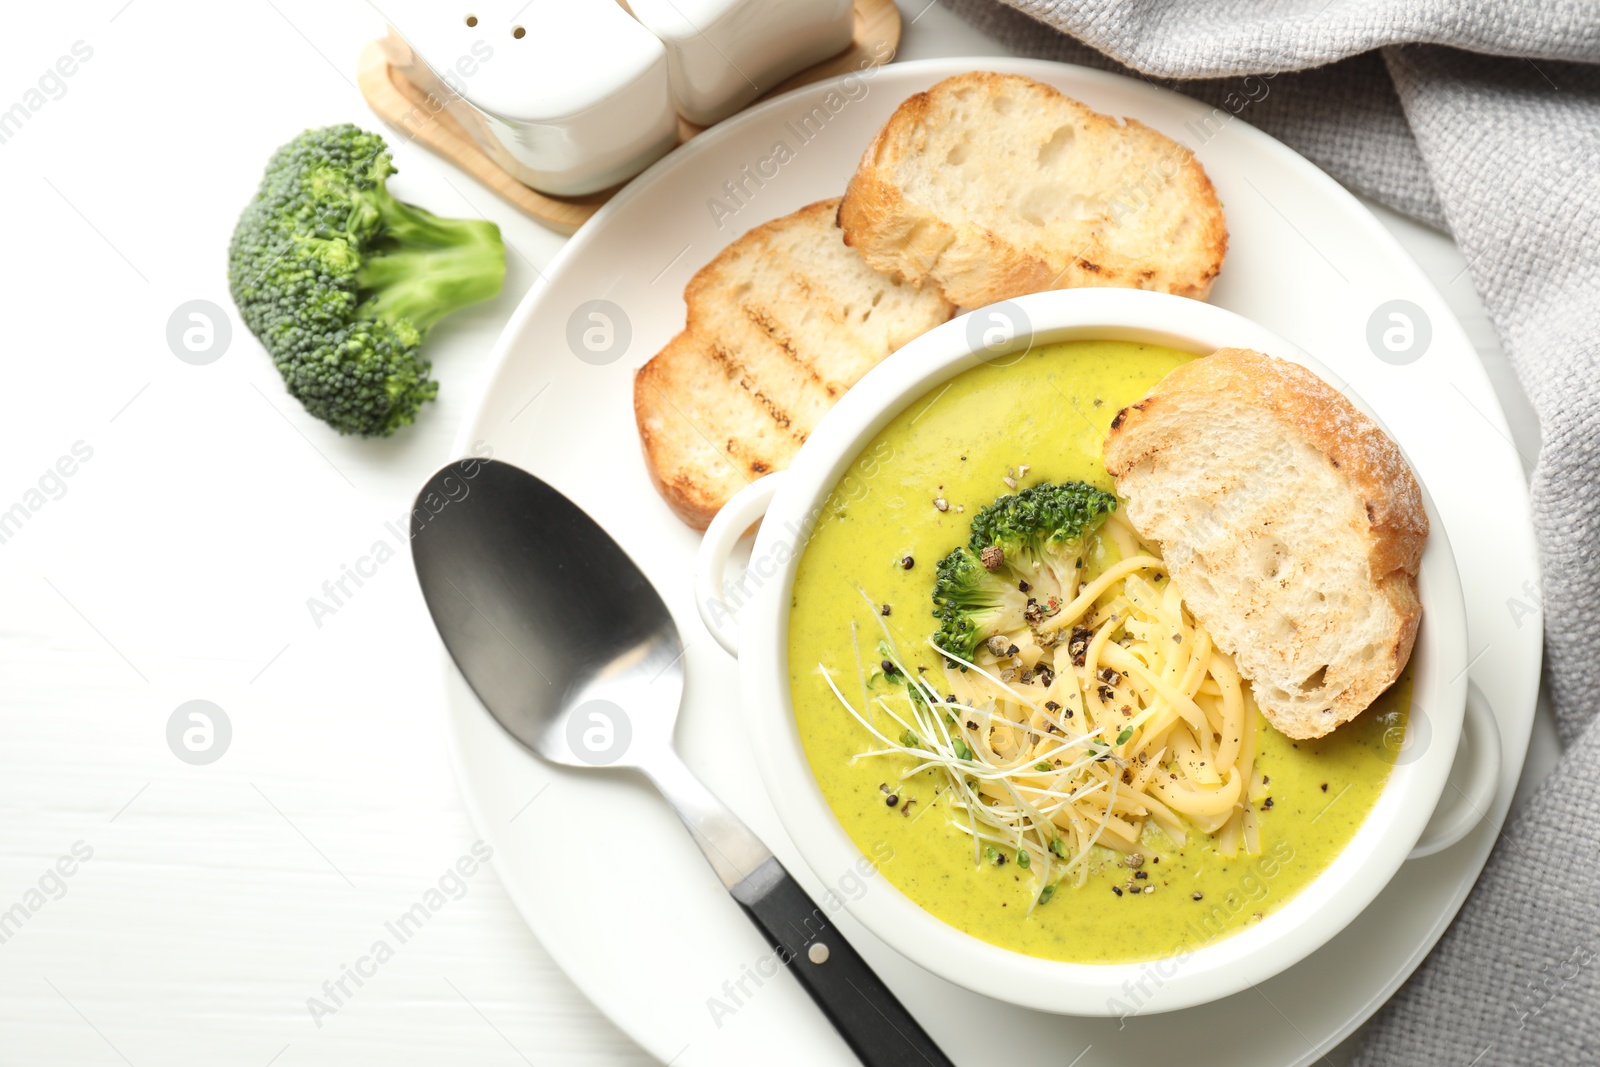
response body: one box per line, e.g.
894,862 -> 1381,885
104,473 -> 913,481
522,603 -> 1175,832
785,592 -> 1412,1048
634,199 -> 955,528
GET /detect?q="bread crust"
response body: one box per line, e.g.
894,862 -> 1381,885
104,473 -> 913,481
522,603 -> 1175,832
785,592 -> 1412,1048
1104,348 -> 1427,738
839,71 -> 1227,307
634,342 -> 744,529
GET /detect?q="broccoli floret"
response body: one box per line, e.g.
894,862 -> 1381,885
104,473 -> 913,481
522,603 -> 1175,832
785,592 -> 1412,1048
228,124 -> 505,436
932,546 -> 1030,663
967,481 -> 1117,601
932,481 -> 1117,664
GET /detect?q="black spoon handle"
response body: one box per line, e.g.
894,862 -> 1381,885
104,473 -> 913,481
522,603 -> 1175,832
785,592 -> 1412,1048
731,857 -> 954,1067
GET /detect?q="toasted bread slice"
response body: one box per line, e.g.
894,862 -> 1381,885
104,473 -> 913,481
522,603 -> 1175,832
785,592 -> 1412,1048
839,72 -> 1227,308
1103,349 -> 1427,739
634,199 -> 955,528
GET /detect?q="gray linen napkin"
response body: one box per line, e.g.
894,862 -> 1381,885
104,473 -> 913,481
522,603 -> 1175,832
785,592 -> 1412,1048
940,2 -> 1600,1062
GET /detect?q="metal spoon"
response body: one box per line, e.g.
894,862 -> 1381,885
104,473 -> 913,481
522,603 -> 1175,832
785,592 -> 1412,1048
410,458 -> 951,1067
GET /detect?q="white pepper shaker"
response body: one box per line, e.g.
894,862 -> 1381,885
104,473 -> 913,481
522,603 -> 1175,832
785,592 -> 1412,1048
385,0 -> 679,196
628,0 -> 854,126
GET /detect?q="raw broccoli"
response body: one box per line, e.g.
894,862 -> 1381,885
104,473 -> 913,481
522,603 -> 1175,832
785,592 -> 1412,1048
967,481 -> 1117,602
932,481 -> 1117,663
227,124 -> 505,436
932,546 -> 1030,663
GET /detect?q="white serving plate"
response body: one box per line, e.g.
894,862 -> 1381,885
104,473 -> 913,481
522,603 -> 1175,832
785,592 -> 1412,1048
442,58 -> 1542,1066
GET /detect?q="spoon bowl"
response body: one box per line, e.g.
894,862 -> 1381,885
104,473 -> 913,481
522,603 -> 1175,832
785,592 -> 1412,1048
410,458 -> 681,770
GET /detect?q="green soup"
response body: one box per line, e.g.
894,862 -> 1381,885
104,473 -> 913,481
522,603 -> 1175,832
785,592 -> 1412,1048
786,340 -> 1405,964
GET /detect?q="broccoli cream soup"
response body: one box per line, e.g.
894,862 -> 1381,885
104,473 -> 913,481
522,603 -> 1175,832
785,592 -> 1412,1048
786,340 -> 1406,964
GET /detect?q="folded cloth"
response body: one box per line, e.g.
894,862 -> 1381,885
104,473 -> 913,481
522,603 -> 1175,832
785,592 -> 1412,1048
944,2 -> 1600,1062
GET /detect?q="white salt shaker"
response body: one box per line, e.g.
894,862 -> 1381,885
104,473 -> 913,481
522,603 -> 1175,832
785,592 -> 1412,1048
385,1 -> 679,196
629,0 -> 855,126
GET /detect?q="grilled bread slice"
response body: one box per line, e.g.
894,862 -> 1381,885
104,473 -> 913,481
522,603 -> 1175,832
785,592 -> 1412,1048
839,71 -> 1227,308
1103,348 -> 1427,740
634,198 -> 955,528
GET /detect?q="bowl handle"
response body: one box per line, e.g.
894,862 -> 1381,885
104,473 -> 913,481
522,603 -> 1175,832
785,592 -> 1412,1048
693,473 -> 786,658
1409,681 -> 1503,860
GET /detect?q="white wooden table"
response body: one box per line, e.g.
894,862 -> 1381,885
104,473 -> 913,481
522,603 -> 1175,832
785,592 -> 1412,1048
0,2 -> 1552,1064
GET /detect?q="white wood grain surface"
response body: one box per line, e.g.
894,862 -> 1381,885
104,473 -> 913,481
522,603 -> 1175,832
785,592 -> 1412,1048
0,2 -> 1551,1064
